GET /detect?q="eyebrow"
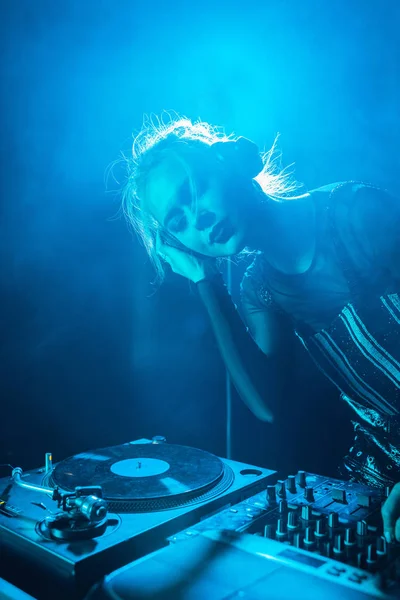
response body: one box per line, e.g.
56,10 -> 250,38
163,178 -> 192,227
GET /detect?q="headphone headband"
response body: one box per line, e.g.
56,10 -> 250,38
211,137 -> 263,179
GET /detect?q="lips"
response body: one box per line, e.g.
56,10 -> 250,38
210,219 -> 235,244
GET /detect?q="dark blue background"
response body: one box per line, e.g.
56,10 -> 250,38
1,0 -> 399,477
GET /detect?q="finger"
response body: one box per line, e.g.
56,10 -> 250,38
155,231 -> 170,262
396,517 -> 400,543
155,230 -> 165,253
381,483 -> 400,543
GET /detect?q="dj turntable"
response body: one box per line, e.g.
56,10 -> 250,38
0,437 -> 275,600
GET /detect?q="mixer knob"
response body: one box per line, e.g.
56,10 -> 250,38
356,520 -> 368,536
323,541 -> 333,557
276,518 -> 288,539
376,535 -> 387,557
366,544 -> 377,570
287,475 -> 297,494
301,505 -> 312,521
344,528 -> 356,546
293,532 -> 302,548
266,485 -> 277,505
315,517 -> 327,538
333,534 -> 345,558
297,470 -> 306,488
279,499 -> 288,514
264,524 -> 275,539
357,552 -> 366,570
304,526 -> 315,548
276,480 -> 287,499
328,512 -> 339,528
304,487 -> 315,502
287,511 -> 298,531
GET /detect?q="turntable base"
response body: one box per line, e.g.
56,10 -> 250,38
0,439 -> 275,600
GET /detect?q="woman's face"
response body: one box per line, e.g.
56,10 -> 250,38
144,147 -> 255,257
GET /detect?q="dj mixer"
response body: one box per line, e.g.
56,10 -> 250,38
1,438 -> 399,599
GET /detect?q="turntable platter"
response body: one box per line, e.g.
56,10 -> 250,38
50,443 -> 233,512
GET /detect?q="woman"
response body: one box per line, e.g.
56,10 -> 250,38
122,114 -> 400,541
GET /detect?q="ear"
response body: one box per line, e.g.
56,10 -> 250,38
211,137 -> 263,179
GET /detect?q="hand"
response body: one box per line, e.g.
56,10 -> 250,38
156,232 -> 218,283
381,483 -> 400,543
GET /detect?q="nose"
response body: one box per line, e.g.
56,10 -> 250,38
195,210 -> 216,231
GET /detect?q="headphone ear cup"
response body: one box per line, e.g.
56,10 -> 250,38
236,137 -> 264,178
211,137 -> 263,179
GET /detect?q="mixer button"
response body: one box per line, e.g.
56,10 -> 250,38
348,575 -> 363,584
327,569 -> 341,577
350,573 -> 368,581
331,566 -> 346,573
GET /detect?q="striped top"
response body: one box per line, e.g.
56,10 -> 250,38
241,182 -> 400,486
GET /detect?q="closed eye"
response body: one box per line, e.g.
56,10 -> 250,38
168,212 -> 188,233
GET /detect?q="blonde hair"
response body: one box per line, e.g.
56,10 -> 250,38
121,112 -> 298,283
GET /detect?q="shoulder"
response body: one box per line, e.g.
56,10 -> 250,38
308,180 -> 399,231
314,181 -> 399,269
309,180 -> 397,212
325,181 -> 398,232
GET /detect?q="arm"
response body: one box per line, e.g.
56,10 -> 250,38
196,274 -> 293,422
155,232 -> 292,422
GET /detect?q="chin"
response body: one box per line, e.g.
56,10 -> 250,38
211,230 -> 246,257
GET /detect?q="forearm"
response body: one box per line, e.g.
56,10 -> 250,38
196,275 -> 279,422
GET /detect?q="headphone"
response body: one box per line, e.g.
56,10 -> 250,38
211,136 -> 264,179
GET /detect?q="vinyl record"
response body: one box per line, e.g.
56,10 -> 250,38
49,443 -> 234,512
